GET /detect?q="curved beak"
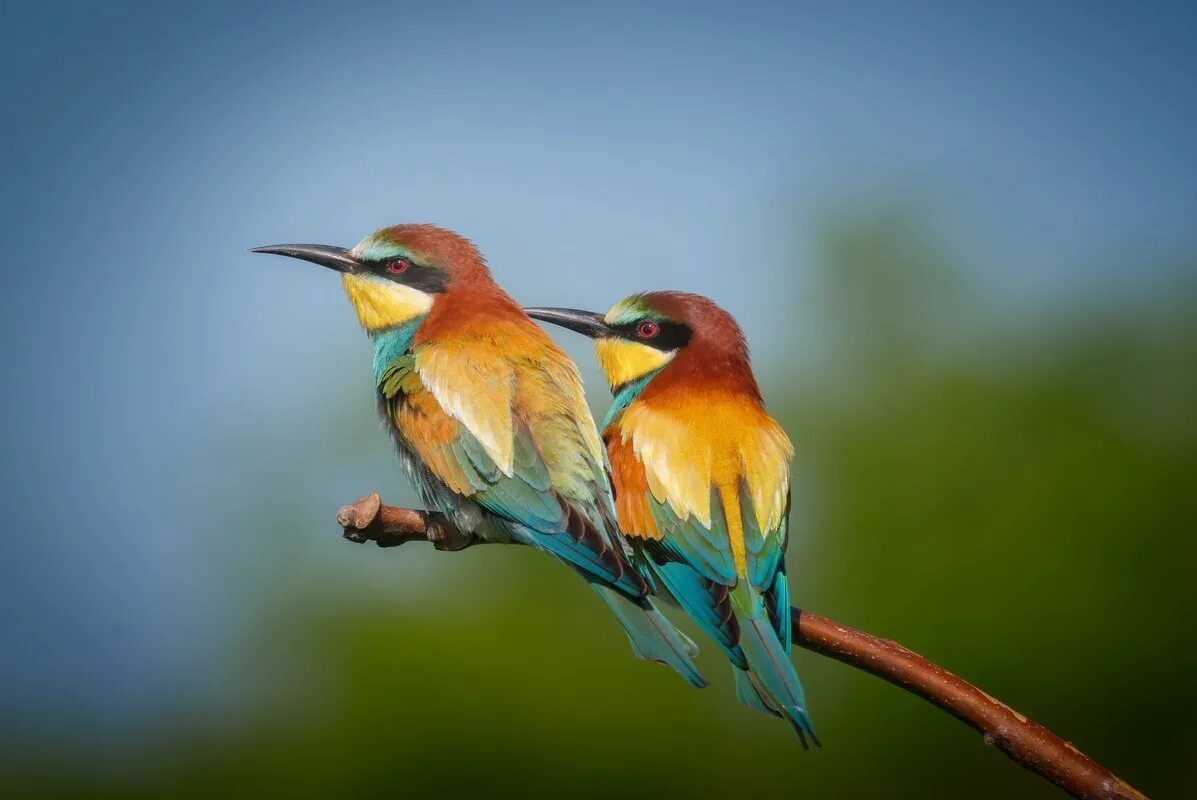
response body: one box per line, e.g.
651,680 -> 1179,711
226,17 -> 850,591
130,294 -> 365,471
250,243 -> 360,274
524,307 -> 613,339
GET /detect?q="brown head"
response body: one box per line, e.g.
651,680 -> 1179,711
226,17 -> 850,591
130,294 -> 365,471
526,291 -> 761,399
252,223 -> 517,333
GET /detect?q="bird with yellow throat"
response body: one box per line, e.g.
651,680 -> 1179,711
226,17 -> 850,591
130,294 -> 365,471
252,226 -> 704,688
527,293 -> 817,745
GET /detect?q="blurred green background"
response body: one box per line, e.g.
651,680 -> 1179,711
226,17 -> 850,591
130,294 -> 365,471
3,2 -> 1195,798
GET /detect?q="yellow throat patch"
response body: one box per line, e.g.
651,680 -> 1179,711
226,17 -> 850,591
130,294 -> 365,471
595,339 -> 674,389
341,273 -> 433,332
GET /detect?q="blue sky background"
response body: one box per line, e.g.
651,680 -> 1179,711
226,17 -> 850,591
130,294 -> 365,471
2,0 -> 1194,744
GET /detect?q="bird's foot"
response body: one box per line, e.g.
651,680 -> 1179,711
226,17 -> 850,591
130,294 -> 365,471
424,512 -> 476,552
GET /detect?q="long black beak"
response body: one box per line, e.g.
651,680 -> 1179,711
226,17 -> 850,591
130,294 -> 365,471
525,307 -> 612,339
249,243 -> 360,273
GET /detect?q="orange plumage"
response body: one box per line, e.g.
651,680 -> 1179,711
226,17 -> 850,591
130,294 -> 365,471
528,290 -> 816,744
603,294 -> 792,577
254,225 -> 707,689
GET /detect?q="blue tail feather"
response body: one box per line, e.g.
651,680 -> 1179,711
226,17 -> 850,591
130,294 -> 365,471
732,584 -> 818,747
733,667 -> 780,718
590,584 -> 707,688
650,560 -> 747,668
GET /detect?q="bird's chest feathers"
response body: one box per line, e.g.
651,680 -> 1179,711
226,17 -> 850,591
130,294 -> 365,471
619,395 -> 792,576
373,326 -> 462,465
372,327 -> 518,477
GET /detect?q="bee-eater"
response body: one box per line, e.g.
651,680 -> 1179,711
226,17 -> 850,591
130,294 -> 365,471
251,226 -> 704,688
526,292 -> 817,745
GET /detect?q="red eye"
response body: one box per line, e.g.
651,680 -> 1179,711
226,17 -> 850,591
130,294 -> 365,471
387,258 -> 410,274
636,320 -> 660,338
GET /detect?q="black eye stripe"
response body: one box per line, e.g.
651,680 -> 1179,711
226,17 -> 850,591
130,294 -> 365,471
366,257 -> 450,294
611,319 -> 692,351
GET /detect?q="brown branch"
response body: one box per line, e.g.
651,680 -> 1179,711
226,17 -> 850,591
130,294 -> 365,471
792,611 -> 1145,800
337,493 -> 475,551
337,493 -> 1146,800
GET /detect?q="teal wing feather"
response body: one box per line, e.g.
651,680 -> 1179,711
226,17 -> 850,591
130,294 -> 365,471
453,424 -> 643,595
648,558 -> 747,669
382,353 -> 646,598
766,557 -> 792,651
472,423 -> 644,596
641,485 -> 815,743
630,485 -> 793,640
744,489 -> 792,648
647,490 -> 737,584
641,491 -> 743,662
379,348 -> 706,686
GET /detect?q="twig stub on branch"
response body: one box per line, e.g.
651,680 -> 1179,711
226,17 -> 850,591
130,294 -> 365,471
338,493 -> 478,551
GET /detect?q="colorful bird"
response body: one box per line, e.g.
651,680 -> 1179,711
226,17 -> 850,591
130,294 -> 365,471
526,292 -> 817,745
251,226 -> 704,688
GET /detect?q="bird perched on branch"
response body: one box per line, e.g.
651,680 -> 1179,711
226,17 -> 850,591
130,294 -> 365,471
527,293 -> 817,745
251,226 -> 704,688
